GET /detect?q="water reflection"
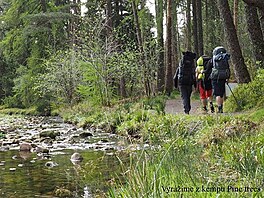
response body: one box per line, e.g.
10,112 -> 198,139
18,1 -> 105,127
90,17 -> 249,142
0,149 -> 126,197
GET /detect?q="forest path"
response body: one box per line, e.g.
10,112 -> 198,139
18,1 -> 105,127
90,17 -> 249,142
165,96 -> 241,116
164,96 -> 207,115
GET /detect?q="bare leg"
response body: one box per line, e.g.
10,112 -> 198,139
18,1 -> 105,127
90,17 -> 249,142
202,99 -> 207,107
201,98 -> 207,112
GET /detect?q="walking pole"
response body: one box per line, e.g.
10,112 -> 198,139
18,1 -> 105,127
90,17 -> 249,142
226,83 -> 240,108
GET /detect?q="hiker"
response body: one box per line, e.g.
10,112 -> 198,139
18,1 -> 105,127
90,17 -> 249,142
196,55 -> 215,113
203,46 -> 230,113
174,51 -> 196,114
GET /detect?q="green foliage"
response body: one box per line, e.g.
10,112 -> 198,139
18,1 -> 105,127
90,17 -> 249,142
2,95 -> 23,108
12,67 -> 37,108
37,49 -> 83,106
0,0 -> 157,110
0,0 -> 75,111
225,69 -> 264,112
0,131 -> 5,139
78,60 -> 114,106
142,96 -> 166,114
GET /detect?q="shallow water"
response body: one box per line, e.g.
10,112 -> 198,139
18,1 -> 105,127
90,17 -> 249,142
0,115 -> 129,197
0,149 -> 126,197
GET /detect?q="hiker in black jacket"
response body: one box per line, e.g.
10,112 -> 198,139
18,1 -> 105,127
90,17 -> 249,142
174,51 -> 196,114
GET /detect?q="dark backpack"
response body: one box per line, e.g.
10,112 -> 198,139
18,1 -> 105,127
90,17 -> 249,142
202,56 -> 211,68
178,59 -> 195,86
210,52 -> 230,80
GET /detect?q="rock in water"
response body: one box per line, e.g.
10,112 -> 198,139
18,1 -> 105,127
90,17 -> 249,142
70,152 -> 83,162
19,143 -> 32,152
45,161 -> 58,167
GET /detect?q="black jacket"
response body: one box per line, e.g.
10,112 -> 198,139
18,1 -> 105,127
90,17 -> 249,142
174,59 -> 196,88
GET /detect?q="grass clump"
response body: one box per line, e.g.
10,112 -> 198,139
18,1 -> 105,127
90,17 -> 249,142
109,138 -> 207,198
225,69 -> 264,112
198,118 -> 258,147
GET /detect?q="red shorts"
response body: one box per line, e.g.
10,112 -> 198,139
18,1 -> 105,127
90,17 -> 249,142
198,83 -> 213,99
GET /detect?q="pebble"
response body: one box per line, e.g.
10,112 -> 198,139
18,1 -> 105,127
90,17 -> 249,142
12,155 -> 17,160
45,161 -> 58,167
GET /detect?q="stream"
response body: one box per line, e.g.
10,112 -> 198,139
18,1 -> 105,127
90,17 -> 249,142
0,114 -> 138,197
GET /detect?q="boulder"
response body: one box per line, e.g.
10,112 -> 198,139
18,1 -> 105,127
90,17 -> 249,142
40,130 -> 60,139
19,143 -> 32,152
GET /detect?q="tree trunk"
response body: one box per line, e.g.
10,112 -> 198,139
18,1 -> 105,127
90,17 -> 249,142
165,0 -> 173,95
120,77 -> 126,98
196,0 -> 204,56
258,9 -> 264,38
233,0 -> 239,29
172,0 -> 179,73
245,4 -> 264,68
40,0 -> 47,12
106,0 -> 113,36
186,0 -> 192,51
204,0 -> 208,52
156,0 -> 165,93
192,0 -> 198,55
216,0 -> 251,83
131,0 -> 151,96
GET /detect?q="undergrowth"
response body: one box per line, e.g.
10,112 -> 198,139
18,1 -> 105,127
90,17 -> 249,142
108,112 -> 264,197
59,91 -> 264,197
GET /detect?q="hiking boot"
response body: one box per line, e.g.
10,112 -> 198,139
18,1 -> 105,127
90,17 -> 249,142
184,111 -> 189,115
202,106 -> 208,113
210,104 -> 215,113
217,106 -> 223,113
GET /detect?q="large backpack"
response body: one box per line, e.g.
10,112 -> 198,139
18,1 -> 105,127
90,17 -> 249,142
210,46 -> 230,80
178,59 -> 195,86
196,55 -> 211,80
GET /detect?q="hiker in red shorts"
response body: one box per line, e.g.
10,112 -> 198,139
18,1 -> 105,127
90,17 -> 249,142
196,55 -> 215,113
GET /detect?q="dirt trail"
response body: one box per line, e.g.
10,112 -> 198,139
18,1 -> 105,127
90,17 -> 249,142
165,97 -> 202,115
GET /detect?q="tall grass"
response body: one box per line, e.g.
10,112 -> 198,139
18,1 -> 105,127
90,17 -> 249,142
109,137 -> 207,198
109,114 -> 264,198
